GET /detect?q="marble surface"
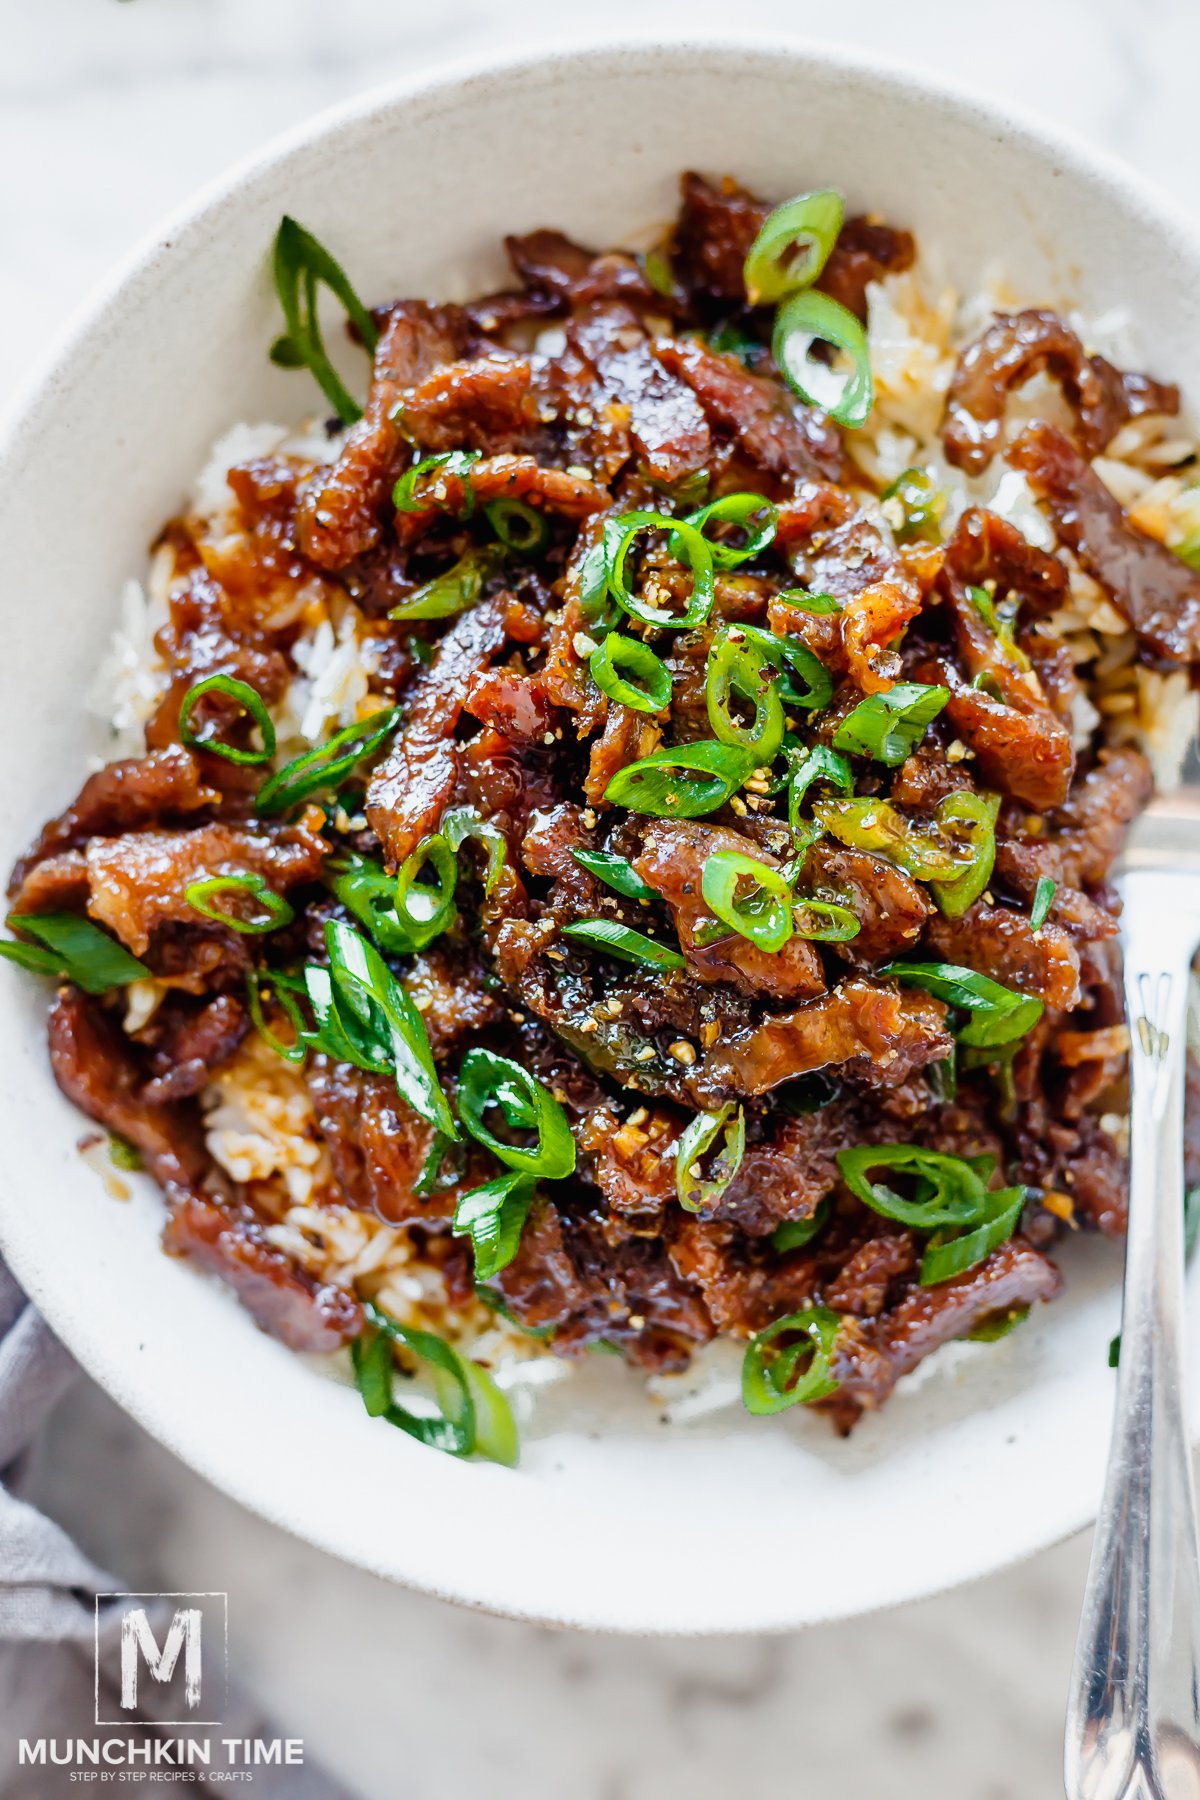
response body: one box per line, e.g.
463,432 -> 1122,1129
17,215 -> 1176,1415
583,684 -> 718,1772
4,1 -> 1199,1794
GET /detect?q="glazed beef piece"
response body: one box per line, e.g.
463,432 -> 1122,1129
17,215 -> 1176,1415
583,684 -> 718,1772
1010,422 -> 1200,662
163,1189 -> 362,1354
18,170 -> 1186,1431
944,309 -> 1179,476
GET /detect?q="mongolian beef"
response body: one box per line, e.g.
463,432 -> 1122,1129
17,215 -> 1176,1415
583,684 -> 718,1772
7,173 -> 1200,1457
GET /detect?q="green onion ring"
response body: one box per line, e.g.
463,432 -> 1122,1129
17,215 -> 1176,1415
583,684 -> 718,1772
185,873 -> 294,934
705,630 -> 786,762
570,849 -> 657,902
772,289 -> 874,428
388,545 -> 507,624
676,492 -> 777,569
1030,875 -> 1057,932
485,497 -> 549,553
928,792 -> 999,920
604,510 -> 715,630
742,1306 -> 843,1414
701,850 -> 794,954
792,898 -> 860,942
837,1144 -> 990,1232
743,189 -> 845,307
453,1173 -> 536,1281
880,959 -> 1044,1049
393,450 -> 480,517
589,633 -> 672,714
676,1104 -> 745,1212
457,1047 -> 576,1181
179,674 -> 276,767
771,1201 -> 831,1252
394,834 -> 458,950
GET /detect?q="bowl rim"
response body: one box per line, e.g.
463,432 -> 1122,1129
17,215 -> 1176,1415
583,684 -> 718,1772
1,29 -> 1192,1634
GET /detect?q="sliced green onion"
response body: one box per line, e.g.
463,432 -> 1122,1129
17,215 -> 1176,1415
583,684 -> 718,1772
881,959 -> 1044,1049
708,319 -> 761,363
178,674 -> 276,767
331,853 -> 417,955
1,911 -> 149,994
882,468 -> 946,545
777,588 -> 842,616
743,190 -> 845,306
388,545 -> 507,623
705,630 -> 786,762
457,1047 -> 576,1180
773,290 -> 873,428
605,740 -> 755,819
967,1305 -> 1030,1343
643,248 -> 676,298
326,918 -> 458,1137
298,963 -> 392,1075
590,633 -> 672,714
771,1201 -> 830,1252
394,834 -> 458,951
570,848 -> 657,902
1030,876 -> 1057,932
359,1301 -> 518,1465
968,584 -> 1030,671
453,1173 -> 536,1281
603,511 -> 715,630
185,873 -> 295,934
486,498 -> 549,553
832,682 -> 949,766
837,1144 -> 990,1232
393,450 -> 480,516
787,745 -> 853,834
928,791 -> 999,920
560,919 -> 685,970
270,216 -> 379,427
701,850 -> 794,953
256,707 -> 399,816
676,1104 -> 745,1212
739,623 -> 832,713
792,898 -> 860,941
441,808 -> 508,899
812,796 -> 975,882
742,1306 -> 842,1414
246,969 -> 307,1064
920,1185 -> 1026,1286
677,492 -> 777,569
108,1135 -> 143,1172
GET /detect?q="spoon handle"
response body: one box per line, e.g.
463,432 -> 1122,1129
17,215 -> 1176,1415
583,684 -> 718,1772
1066,920 -> 1200,1800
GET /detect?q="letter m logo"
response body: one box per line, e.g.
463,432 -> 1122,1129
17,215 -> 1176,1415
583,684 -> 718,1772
120,1606 -> 202,1711
95,1592 -> 228,1725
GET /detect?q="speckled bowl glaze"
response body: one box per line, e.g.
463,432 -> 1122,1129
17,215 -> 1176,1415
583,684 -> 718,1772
1,36 -> 1197,1634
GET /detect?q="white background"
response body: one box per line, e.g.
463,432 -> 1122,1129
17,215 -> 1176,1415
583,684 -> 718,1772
6,1 -> 1197,1795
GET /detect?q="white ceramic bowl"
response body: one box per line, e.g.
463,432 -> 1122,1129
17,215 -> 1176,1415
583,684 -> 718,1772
2,36 -> 1198,1635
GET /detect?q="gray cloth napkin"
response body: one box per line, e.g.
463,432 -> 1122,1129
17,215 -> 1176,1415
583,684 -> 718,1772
0,1263 -> 350,1797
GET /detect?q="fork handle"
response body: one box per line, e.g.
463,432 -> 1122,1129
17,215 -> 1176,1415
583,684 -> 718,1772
1065,924 -> 1200,1800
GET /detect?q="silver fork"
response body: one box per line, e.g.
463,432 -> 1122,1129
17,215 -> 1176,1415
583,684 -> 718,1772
1066,782 -> 1200,1800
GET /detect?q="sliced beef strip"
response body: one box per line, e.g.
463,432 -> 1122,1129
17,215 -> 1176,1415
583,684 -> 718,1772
140,993 -> 250,1104
504,229 -> 657,310
9,746 -> 218,897
566,299 -> 712,486
817,215 -> 917,322
633,819 -> 827,1001
994,748 -> 1153,894
366,596 -> 508,867
145,572 -> 292,758
923,901 -> 1083,1012
694,979 -> 952,1103
944,309 -> 1179,476
295,301 -> 465,570
84,817 -> 327,956
654,337 -> 844,486
1009,421 -> 1200,662
828,1238 -> 1063,1424
805,843 -> 932,967
48,986 -> 208,1191
395,354 -> 538,453
553,1205 -> 716,1371
306,1057 -> 459,1227
163,1188 -> 362,1353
